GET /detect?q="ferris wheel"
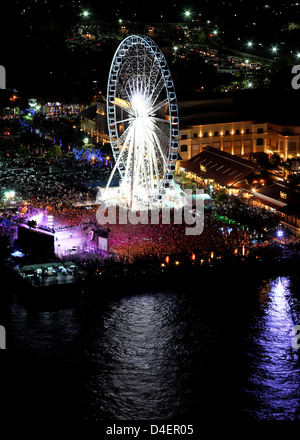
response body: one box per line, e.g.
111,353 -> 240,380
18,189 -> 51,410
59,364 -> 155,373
104,35 -> 179,207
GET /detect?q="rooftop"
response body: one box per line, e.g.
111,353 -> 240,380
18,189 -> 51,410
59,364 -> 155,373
179,146 -> 257,186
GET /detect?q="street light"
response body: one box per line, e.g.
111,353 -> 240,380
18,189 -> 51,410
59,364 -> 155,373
173,46 -> 178,61
247,41 -> 253,47
271,46 -> 278,53
82,10 -> 90,17
184,10 -> 191,23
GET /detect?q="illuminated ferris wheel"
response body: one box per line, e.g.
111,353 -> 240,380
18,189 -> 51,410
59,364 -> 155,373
104,35 -> 179,207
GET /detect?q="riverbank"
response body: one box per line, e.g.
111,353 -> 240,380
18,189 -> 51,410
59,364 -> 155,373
3,254 -> 300,309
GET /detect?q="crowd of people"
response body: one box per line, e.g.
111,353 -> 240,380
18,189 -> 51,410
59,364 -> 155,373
104,207 -> 250,262
0,115 -> 291,266
21,191 -> 257,263
1,160 -> 287,265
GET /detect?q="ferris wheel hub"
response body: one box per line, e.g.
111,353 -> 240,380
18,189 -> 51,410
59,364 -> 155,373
131,93 -> 149,117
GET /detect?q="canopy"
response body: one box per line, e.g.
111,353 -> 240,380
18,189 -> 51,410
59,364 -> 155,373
11,250 -> 25,257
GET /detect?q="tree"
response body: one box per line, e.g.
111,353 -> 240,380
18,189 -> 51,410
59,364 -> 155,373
191,31 -> 206,45
19,145 -> 29,156
216,191 -> 228,203
48,144 -> 62,161
270,153 -> 281,167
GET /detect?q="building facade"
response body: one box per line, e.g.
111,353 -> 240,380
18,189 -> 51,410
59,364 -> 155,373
179,121 -> 300,161
79,100 -> 109,144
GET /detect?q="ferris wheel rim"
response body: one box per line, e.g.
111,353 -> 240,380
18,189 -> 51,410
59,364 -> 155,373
106,35 -> 179,203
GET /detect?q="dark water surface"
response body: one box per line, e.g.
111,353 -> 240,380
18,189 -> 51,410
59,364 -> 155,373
2,272 -> 300,423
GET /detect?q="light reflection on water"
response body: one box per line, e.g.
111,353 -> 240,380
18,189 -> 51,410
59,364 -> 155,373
245,276 -> 300,420
82,293 -> 221,420
3,275 -> 300,421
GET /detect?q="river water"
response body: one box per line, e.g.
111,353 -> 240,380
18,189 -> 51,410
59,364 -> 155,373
2,271 -> 300,423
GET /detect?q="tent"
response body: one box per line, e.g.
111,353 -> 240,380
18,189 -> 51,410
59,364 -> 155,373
11,250 -> 25,258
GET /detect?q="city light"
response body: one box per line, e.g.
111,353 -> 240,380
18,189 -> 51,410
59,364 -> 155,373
272,46 -> 278,53
4,190 -> 15,199
247,41 -> 253,47
82,10 -> 90,17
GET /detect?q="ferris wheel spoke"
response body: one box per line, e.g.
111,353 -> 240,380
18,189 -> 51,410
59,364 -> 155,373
151,117 -> 170,124
117,124 -> 132,145
132,143 -> 145,193
115,117 -> 134,125
144,118 -> 169,165
148,128 -> 167,169
146,59 -> 160,94
140,123 -> 162,186
153,123 -> 170,144
104,127 -> 133,196
146,76 -> 165,108
140,142 -> 151,198
123,126 -> 135,185
149,97 -> 169,115
148,136 -> 161,186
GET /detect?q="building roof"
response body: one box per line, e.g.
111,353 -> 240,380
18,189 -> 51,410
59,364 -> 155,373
252,183 -> 300,210
179,146 -> 257,186
78,105 -> 97,121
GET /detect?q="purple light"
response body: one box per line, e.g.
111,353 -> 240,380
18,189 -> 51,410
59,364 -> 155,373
30,213 -> 43,224
73,147 -> 104,162
277,230 -> 284,238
